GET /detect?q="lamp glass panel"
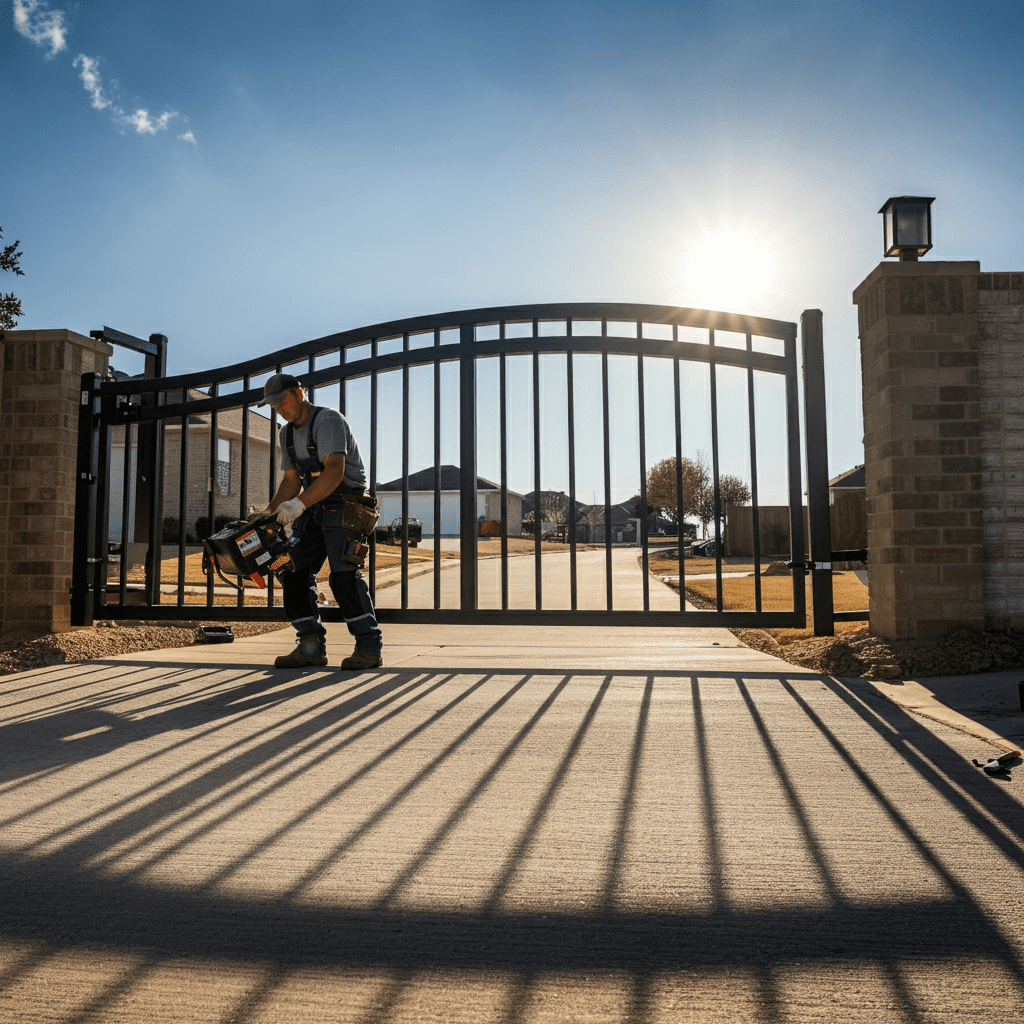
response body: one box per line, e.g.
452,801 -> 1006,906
895,203 -> 929,247
884,208 -> 895,252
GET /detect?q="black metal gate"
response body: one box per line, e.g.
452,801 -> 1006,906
72,302 -> 849,631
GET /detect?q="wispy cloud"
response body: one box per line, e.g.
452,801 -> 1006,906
13,0 -> 67,58
15,2 -> 195,143
120,106 -> 179,135
73,53 -> 111,111
73,53 -> 190,139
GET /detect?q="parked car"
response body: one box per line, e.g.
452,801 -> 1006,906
689,538 -> 721,557
375,517 -> 422,547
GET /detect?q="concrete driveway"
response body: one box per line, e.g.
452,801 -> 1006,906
375,547 -> 698,612
2,567 -> 1024,1020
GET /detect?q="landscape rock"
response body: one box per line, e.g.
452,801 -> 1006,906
0,621 -> 285,675
735,623 -> 1024,680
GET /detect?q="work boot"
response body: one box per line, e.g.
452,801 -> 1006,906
274,646 -> 328,669
340,649 -> 383,670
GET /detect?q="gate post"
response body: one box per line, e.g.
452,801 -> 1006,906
801,309 -> 835,636
71,371 -> 103,626
136,333 -> 167,606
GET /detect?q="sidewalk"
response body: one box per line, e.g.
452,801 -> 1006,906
133,621 -> 1024,752
2,623 -> 1022,1022
147,620 -> 797,672
858,667 -> 1024,751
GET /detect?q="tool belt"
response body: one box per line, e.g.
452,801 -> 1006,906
318,493 -> 379,569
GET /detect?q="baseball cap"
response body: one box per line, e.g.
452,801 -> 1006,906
258,373 -> 303,406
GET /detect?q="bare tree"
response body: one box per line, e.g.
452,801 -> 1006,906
683,453 -> 751,537
719,473 -> 751,509
540,490 -> 572,541
0,227 -> 25,332
524,490 -> 573,541
645,455 -> 708,523
693,464 -> 752,538
691,451 -> 715,536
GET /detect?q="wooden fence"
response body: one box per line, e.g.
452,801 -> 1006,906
725,492 -> 866,558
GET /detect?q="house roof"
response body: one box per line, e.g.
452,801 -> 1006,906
521,490 -> 589,517
577,501 -> 637,526
377,464 -> 518,493
829,464 -> 865,489
161,388 -> 274,443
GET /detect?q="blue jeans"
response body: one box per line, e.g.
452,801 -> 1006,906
280,505 -> 382,655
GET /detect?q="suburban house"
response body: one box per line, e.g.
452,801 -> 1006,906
521,490 -> 588,540
160,391 -> 279,537
375,465 -> 524,538
829,464 -> 865,503
520,491 -> 681,543
109,388 -> 279,545
575,502 -> 641,544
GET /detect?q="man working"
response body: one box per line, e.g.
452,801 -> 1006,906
257,373 -> 383,670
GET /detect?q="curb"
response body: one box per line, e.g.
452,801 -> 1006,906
843,675 -> 1020,753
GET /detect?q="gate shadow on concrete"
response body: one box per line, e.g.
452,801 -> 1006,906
1,663 -> 1023,1021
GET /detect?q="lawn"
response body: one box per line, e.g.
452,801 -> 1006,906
107,592 -> 288,607
112,543 -> 438,589
647,554 -> 869,643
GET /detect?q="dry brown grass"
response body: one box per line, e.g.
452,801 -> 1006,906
112,544 -> 428,589
686,572 -> 866,611
650,560 -> 869,646
648,555 -> 756,576
112,539 -> 594,592
400,544 -> 460,560
468,538 -> 606,555
108,593 -> 286,607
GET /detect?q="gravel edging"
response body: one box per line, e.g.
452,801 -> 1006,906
0,621 -> 288,676
680,582 -> 1024,680
733,624 -> 1024,680
10,594 -> 1024,683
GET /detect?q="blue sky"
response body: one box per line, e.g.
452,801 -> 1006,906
4,0 -> 1024,496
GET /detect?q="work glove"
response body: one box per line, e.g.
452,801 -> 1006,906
275,498 -> 306,527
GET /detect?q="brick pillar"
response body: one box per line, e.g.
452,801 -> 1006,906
0,329 -> 112,638
978,272 -> 1024,628
852,262 -> 984,638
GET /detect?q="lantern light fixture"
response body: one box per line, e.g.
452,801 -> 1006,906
879,196 -> 934,261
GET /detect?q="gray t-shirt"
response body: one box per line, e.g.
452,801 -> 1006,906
279,406 -> 367,490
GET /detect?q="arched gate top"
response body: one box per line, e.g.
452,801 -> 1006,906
102,302 -> 798,415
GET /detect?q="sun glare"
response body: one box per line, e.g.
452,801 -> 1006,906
680,225 -> 780,314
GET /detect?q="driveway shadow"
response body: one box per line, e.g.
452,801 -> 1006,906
2,664 -> 1023,1021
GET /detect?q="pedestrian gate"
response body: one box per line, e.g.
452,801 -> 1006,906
73,303 -> 856,632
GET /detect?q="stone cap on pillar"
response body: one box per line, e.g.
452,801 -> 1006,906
853,261 -> 983,331
1,327 -> 114,361
853,261 -> 981,305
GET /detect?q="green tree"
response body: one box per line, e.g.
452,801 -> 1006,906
0,227 -> 25,332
